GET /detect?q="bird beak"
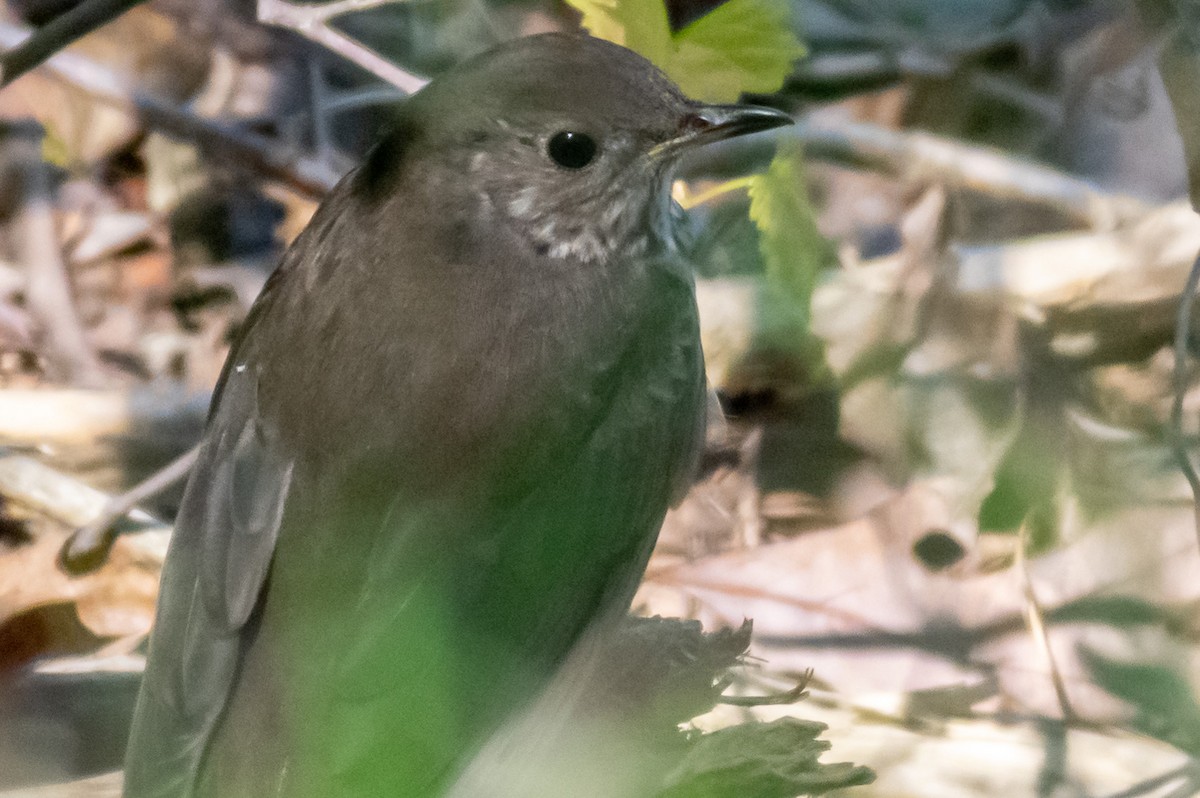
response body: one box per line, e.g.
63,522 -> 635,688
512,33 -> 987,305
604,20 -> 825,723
653,103 -> 793,158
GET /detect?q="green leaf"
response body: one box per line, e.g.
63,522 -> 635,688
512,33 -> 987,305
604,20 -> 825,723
41,125 -> 72,169
565,0 -> 804,103
1050,595 -> 1175,629
565,0 -> 673,69
657,718 -> 873,798
747,140 -> 827,326
1081,647 -> 1200,756
728,141 -> 834,397
671,0 -> 806,103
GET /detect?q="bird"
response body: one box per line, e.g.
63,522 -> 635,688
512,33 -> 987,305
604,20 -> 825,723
122,32 -> 791,798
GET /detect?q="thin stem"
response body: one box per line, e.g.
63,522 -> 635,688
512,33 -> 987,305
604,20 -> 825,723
782,120 -> 1148,229
1099,764 -> 1193,798
256,0 -> 428,93
1017,521 -> 1075,722
307,58 -> 334,157
675,177 -> 755,210
60,444 -> 200,573
322,86 -> 405,115
0,19 -> 343,198
258,0 -> 398,25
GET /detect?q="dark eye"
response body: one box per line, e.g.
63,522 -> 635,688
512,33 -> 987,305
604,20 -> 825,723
547,131 -> 597,169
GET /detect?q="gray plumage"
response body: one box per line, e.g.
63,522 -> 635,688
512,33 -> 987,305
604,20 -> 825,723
123,32 -> 787,798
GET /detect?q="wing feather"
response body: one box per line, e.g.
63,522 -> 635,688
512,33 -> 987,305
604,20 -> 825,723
124,326 -> 293,798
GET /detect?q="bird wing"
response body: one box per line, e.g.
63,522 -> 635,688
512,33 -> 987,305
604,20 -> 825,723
123,283 -> 294,798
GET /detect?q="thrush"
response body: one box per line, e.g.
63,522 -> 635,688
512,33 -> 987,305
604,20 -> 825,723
123,32 -> 791,798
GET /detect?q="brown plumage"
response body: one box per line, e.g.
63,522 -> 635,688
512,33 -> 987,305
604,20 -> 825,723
123,33 -> 789,798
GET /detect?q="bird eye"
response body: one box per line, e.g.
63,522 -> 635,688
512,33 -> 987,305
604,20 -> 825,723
547,131 -> 597,169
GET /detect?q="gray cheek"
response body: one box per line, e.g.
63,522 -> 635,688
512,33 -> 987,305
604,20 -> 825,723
506,187 -> 538,220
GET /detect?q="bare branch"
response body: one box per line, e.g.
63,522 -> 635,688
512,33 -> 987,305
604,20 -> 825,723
792,119 -> 1149,230
0,21 -> 344,198
0,449 -> 169,565
61,444 -> 199,573
0,0 -> 148,87
259,0 -> 397,26
1099,764 -> 1195,798
1016,521 -> 1075,722
257,0 -> 428,93
137,97 -> 343,197
0,22 -> 133,105
701,118 -> 1150,230
3,122 -> 107,386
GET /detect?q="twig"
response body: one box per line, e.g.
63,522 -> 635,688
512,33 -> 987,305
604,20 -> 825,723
0,0 -> 148,87
0,21 -> 344,198
60,444 -> 199,573
138,95 -> 343,197
1099,763 -> 1194,798
257,0 -> 428,93
3,122 -> 107,387
321,85 -> 405,115
969,72 -> 1063,127
263,0 -> 397,23
1016,520 -> 1075,722
694,117 -> 1148,228
0,21 -> 128,102
307,57 -> 334,158
791,119 -> 1149,230
1170,249 -> 1200,549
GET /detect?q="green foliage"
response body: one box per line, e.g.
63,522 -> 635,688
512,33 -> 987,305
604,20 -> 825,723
564,0 -> 673,72
977,421 -> 1059,546
565,0 -> 805,103
41,126 -> 72,169
1082,647 -> 1200,756
657,718 -> 874,798
670,0 -> 806,102
744,141 -> 836,389
1051,595 -> 1179,629
748,140 -> 827,327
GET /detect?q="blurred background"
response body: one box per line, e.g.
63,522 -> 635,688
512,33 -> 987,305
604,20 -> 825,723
3,0 -> 1200,795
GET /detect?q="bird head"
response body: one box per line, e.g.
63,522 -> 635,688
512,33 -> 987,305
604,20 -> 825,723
358,33 -> 791,264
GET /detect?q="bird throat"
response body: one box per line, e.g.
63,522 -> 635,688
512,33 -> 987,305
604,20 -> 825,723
485,167 -> 681,265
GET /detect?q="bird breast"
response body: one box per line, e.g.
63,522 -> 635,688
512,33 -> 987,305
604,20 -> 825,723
254,185 -> 659,499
